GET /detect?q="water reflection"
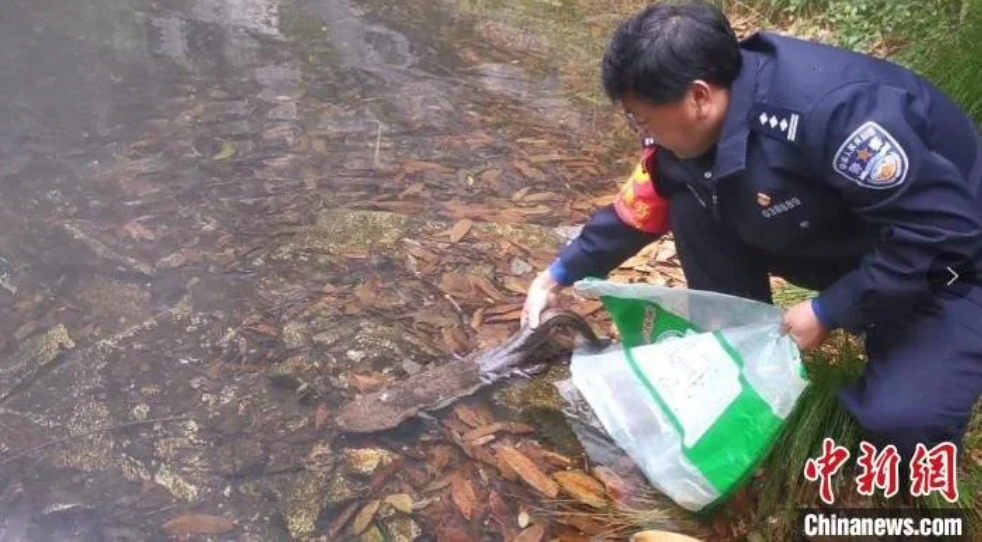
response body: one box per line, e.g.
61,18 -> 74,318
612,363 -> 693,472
0,0 -> 617,539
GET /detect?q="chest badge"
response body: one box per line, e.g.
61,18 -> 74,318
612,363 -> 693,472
756,192 -> 772,207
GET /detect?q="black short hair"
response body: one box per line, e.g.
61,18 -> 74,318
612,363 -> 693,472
601,1 -> 742,105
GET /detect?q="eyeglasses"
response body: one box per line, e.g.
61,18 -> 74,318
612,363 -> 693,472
624,111 -> 655,147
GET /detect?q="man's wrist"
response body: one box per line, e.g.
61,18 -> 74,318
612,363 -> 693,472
547,259 -> 575,287
811,297 -> 835,330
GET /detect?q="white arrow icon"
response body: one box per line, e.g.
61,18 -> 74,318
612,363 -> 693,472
946,266 -> 959,286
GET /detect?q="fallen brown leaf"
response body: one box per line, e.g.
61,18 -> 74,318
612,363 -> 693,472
423,475 -> 453,493
463,422 -> 535,442
428,444 -> 455,471
470,434 -> 496,446
368,456 -> 404,492
591,467 -> 644,508
403,241 -> 440,263
489,490 -> 520,540
158,251 -> 187,268
402,159 -> 452,174
351,499 -> 381,535
484,308 -> 523,323
439,272 -> 474,299
522,191 -> 557,202
552,529 -> 593,542
631,530 -> 705,542
453,403 -> 493,428
122,220 -> 156,241
450,219 -> 473,243
162,514 -> 234,535
512,523 -> 547,542
469,276 -> 505,302
484,302 -> 524,316
517,204 -> 551,216
480,168 -> 503,182
497,446 -> 558,498
244,322 -> 279,337
511,186 -> 533,202
384,493 -> 414,514
512,159 -> 544,180
399,182 -> 426,198
527,153 -> 568,163
502,276 -> 530,295
555,513 -> 610,536
450,470 -> 479,521
572,301 -> 605,318
442,327 -> 467,354
538,450 -> 573,469
326,502 -> 360,540
553,470 -> 608,509
349,372 -> 387,393
470,307 -> 485,329
461,441 -> 499,467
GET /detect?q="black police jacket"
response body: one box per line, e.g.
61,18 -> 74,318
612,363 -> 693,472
548,31 -> 982,334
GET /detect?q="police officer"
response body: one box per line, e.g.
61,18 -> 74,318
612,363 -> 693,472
522,1 -> 982,465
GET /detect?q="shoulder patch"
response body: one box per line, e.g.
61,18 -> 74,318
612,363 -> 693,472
748,103 -> 802,143
832,121 -> 908,189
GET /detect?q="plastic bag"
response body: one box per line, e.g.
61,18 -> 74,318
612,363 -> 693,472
558,279 -> 810,513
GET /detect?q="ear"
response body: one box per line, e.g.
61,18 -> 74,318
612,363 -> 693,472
689,80 -> 714,115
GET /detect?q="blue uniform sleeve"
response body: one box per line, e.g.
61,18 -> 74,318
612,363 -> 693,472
548,205 -> 662,286
803,82 -> 982,332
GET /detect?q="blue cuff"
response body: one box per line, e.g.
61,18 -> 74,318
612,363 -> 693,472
548,258 -> 575,287
811,297 -> 835,330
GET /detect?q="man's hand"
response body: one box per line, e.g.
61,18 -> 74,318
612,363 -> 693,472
781,300 -> 828,351
521,270 -> 562,328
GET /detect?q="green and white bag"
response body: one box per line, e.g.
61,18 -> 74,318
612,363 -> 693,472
563,280 -> 810,512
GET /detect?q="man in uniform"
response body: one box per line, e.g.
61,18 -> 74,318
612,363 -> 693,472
522,1 -> 982,468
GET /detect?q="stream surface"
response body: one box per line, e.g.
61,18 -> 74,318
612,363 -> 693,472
0,0 -> 628,539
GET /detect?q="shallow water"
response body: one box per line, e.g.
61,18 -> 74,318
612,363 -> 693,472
0,0 -> 629,539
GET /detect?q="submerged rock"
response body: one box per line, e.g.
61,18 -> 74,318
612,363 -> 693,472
381,515 -> 422,542
279,471 -> 334,540
302,210 -> 410,255
344,448 -> 397,478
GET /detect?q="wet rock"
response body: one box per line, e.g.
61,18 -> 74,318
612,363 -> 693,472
492,364 -> 583,456
0,324 -> 75,401
267,102 -> 297,120
266,355 -> 313,390
473,222 -> 562,254
309,321 -> 358,349
57,221 -> 155,277
381,515 -> 422,542
401,359 -> 422,375
346,320 -> 438,368
279,471 -> 333,540
76,276 -> 152,324
344,448 -> 396,478
324,470 -> 365,505
302,210 -> 410,255
510,257 -> 533,275
215,119 -> 253,136
464,263 -> 496,281
215,440 -> 267,477
214,409 -> 249,437
281,322 -> 308,349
